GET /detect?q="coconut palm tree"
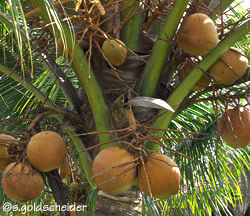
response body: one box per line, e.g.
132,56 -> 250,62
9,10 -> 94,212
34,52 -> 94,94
0,0 -> 249,215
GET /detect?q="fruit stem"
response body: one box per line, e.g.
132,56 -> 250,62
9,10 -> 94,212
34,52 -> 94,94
30,0 -> 112,147
209,0 -> 235,21
147,19 -> 250,151
126,107 -> 137,130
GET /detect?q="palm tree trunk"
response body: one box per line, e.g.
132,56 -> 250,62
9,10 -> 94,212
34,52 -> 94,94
95,187 -> 142,216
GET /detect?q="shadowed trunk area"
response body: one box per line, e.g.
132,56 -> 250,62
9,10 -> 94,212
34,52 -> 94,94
95,186 -> 142,216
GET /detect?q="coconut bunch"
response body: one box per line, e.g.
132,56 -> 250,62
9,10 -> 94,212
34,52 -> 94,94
0,134 -> 44,203
92,146 -> 181,199
177,13 -> 248,90
1,131 -> 68,202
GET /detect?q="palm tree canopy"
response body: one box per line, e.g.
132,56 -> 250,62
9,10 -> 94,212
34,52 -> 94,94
0,0 -> 249,215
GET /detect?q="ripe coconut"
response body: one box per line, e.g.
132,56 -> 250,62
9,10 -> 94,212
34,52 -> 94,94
102,39 -> 127,66
27,131 -> 67,172
57,37 -> 69,59
179,61 -> 210,91
220,107 -> 250,148
0,135 -> 16,172
59,160 -> 71,180
209,47 -> 248,85
92,146 -> 136,195
138,152 -> 181,199
2,162 -> 44,202
177,13 -> 218,56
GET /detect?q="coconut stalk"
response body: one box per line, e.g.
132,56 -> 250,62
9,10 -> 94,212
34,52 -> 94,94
147,19 -> 250,151
30,0 -> 112,147
209,0 -> 235,21
139,0 -> 190,97
120,0 -> 142,51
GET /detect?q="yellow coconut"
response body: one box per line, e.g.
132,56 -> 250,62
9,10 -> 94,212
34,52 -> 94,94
209,48 -> 248,85
220,107 -> 250,148
0,135 -> 17,172
102,39 -> 127,66
138,152 -> 181,199
2,162 -> 44,202
27,131 -> 67,172
179,61 -> 210,91
59,160 -> 71,180
177,13 -> 218,56
92,146 -> 136,195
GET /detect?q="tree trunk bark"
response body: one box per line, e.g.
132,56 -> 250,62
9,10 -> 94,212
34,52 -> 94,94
95,186 -> 142,216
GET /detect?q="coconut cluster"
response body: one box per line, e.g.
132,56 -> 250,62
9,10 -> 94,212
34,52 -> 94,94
92,146 -> 181,199
0,131 -> 67,203
177,13 -> 248,91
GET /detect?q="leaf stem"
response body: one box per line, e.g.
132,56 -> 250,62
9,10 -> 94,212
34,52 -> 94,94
139,0 -> 189,96
120,0 -> 141,51
148,19 -> 250,151
30,0 -> 112,146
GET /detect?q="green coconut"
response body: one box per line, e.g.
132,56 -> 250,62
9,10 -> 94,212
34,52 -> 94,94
102,39 -> 127,66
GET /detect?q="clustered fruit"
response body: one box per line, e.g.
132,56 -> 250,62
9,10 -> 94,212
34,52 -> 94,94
92,146 -> 181,199
177,13 -> 248,90
0,131 -> 67,203
0,11 -> 248,205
